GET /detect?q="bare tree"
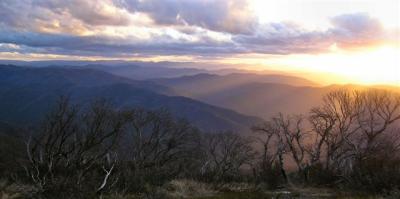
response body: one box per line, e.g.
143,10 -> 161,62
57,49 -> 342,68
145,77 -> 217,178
305,89 -> 400,188
202,132 -> 255,186
355,90 -> 400,156
25,97 -> 126,194
307,90 -> 364,173
252,120 -> 288,185
253,113 -> 309,182
252,121 -> 278,172
16,88 -> 400,195
274,114 -> 309,181
308,107 -> 336,167
119,109 -> 199,190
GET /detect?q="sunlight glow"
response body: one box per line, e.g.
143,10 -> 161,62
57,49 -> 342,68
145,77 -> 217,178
217,45 -> 400,86
2,0 -> 399,86
252,46 -> 400,86
231,0 -> 400,86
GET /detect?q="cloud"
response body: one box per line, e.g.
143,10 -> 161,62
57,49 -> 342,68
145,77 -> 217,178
120,0 -> 257,34
0,0 -> 257,34
0,0 -> 396,59
0,0 -> 135,36
39,0 -> 133,26
0,30 -> 239,58
328,13 -> 386,49
233,22 -> 332,54
233,13 -> 394,54
0,43 -> 21,52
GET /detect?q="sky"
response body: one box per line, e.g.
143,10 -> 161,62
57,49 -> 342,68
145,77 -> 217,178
0,0 -> 399,85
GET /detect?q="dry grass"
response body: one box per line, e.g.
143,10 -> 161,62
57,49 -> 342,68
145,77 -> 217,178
0,179 -> 39,199
218,182 -> 255,192
2,179 -> 398,199
162,179 -> 216,198
104,179 -> 217,199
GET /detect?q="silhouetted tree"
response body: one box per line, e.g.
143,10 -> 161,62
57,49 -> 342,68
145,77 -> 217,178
24,97 -> 126,196
201,132 -> 255,187
117,109 -> 200,192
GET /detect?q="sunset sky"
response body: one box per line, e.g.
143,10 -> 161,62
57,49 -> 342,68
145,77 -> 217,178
0,0 -> 399,85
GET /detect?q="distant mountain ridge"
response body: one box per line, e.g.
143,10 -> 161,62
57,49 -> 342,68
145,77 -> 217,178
0,64 -> 175,94
1,62 -> 396,128
0,65 -> 263,132
193,82 -> 331,119
152,72 -> 318,97
82,64 -> 208,80
0,60 -> 299,81
151,74 -> 399,119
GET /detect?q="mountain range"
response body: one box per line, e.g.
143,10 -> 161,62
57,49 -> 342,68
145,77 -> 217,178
1,62 -> 397,133
151,73 -> 327,119
0,65 -> 263,132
